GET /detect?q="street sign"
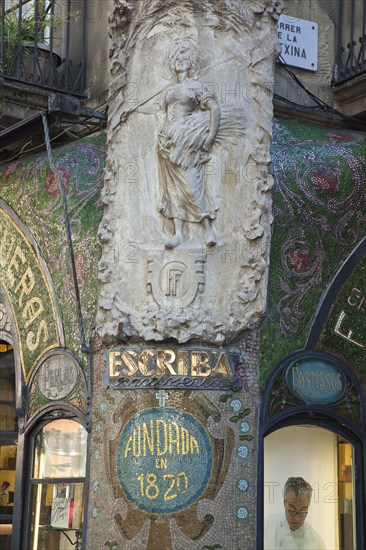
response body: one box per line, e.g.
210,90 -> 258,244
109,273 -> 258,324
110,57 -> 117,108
277,14 -> 318,71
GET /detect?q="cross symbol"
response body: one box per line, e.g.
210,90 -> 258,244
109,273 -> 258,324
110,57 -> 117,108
156,390 -> 169,407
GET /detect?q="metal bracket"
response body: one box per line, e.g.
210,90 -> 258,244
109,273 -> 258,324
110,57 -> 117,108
50,94 -> 107,121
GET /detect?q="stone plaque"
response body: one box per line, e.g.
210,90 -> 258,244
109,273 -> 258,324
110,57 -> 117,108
38,353 -> 79,400
116,407 -> 213,514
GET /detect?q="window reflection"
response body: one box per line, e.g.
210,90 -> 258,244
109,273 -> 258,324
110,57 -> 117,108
0,349 -> 16,432
28,419 -> 86,550
33,420 -> 87,479
0,343 -> 16,550
338,437 -> 355,549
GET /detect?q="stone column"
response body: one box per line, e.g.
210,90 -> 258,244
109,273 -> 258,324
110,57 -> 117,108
87,1 -> 282,548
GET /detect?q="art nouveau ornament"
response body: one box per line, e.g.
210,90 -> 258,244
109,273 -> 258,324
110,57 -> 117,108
98,0 -> 282,344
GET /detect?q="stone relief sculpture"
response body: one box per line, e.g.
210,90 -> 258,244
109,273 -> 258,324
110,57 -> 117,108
158,45 -> 220,249
97,0 -> 283,344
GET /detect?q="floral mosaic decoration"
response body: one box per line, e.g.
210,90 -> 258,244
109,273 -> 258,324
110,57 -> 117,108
0,133 -> 106,366
261,118 -> 366,382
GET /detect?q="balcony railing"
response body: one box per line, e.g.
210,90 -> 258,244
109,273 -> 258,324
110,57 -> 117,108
0,0 -> 86,95
334,0 -> 366,84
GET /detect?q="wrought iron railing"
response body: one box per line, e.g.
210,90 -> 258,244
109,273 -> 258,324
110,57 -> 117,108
334,0 -> 366,84
0,0 -> 86,95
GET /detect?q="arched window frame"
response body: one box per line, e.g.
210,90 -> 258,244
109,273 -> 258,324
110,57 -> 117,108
257,349 -> 366,550
20,405 -> 88,550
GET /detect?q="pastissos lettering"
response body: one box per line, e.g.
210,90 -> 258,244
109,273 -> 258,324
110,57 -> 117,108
0,220 -> 49,352
291,366 -> 343,392
124,420 -> 200,458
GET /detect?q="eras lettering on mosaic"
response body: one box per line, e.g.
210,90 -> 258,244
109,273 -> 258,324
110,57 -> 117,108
0,210 -> 59,379
0,230 -> 48,351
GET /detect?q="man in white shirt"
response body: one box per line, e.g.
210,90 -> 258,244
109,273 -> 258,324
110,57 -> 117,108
264,477 -> 326,549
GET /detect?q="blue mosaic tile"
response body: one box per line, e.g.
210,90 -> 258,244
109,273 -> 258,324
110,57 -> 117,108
230,399 -> 242,412
237,506 -> 248,520
240,421 -> 250,433
237,445 -> 249,459
237,479 -> 249,491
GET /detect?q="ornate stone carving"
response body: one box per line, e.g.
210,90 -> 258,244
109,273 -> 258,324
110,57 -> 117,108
158,45 -> 220,249
147,249 -> 205,308
98,0 -> 283,344
28,351 -> 87,417
37,354 -> 79,401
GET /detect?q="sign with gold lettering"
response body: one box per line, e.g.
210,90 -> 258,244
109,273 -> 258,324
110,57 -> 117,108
104,347 -> 243,391
286,358 -> 346,405
117,408 -> 213,514
0,209 -> 59,381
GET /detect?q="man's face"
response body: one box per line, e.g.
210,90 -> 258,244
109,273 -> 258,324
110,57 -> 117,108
284,489 -> 310,531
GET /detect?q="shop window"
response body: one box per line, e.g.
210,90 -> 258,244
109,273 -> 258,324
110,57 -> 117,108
0,344 -> 16,550
0,344 -> 16,432
26,419 -> 87,550
264,426 -> 358,550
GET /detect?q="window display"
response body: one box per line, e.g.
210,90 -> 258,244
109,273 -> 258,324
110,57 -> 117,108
27,419 -> 87,550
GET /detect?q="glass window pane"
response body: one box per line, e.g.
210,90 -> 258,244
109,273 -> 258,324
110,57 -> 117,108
0,343 -> 16,550
27,482 -> 84,550
0,444 -> 16,550
0,444 -> 16,511
338,437 -> 355,549
0,350 -> 16,432
33,420 -> 87,479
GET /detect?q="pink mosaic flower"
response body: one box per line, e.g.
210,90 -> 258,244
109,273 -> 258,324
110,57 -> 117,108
289,249 -> 312,272
45,167 -> 72,196
327,132 -> 354,143
4,161 -> 21,179
311,170 -> 337,195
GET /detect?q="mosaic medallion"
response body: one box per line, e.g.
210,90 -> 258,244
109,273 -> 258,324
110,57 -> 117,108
116,407 -> 213,514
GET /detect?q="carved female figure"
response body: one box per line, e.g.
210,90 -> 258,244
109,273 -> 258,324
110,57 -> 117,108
158,46 -> 221,249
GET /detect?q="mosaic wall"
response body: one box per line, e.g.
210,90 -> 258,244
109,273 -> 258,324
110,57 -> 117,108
262,117 -> 366,383
87,333 -> 261,550
319,254 -> 366,378
0,133 -> 106,369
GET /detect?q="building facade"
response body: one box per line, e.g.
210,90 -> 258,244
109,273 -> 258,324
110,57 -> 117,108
0,1 -> 365,549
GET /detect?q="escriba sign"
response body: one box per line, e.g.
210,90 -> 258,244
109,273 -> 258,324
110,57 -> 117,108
0,208 -> 59,380
277,15 -> 318,71
104,347 -> 242,390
